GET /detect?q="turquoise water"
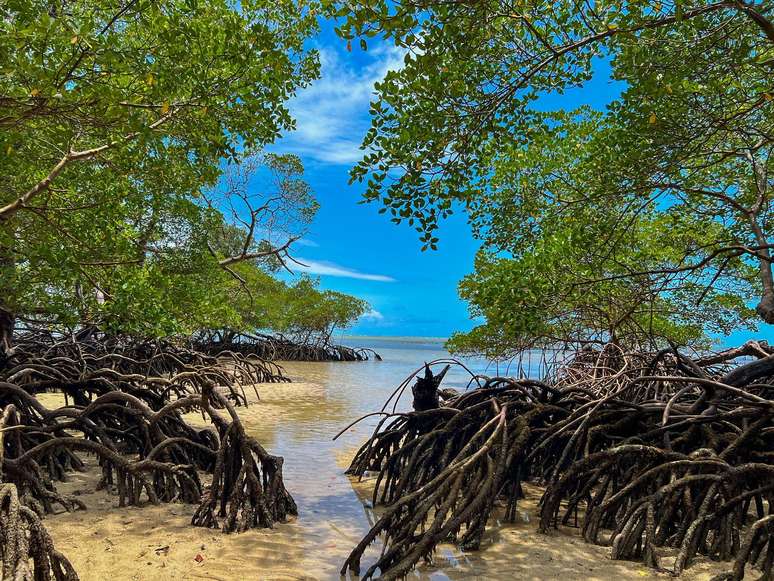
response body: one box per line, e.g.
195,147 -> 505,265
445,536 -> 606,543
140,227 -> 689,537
344,335 -> 551,388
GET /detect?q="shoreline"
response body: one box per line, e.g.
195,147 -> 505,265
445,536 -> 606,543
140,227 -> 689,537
43,372 -> 734,581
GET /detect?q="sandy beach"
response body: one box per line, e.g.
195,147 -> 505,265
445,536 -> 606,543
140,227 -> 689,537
43,358 -> 736,581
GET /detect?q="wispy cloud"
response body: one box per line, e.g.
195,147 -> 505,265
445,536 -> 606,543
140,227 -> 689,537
279,44 -> 405,164
293,258 -> 395,282
359,309 -> 385,321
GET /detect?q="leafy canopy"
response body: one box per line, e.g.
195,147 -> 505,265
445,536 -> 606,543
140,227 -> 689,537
337,0 -> 774,354
0,0 -> 331,337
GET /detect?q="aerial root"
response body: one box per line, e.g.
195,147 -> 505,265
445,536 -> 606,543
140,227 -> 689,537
0,482 -> 79,581
193,330 -> 381,362
7,329 -> 288,404
342,347 -> 774,579
0,328 -> 297,580
191,387 -> 296,532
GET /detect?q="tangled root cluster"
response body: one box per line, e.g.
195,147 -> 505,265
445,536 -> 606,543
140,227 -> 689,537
193,330 -> 381,362
9,328 -> 287,405
0,481 -> 79,581
1,329 -> 297,578
343,343 -> 774,580
1,405 -> 78,580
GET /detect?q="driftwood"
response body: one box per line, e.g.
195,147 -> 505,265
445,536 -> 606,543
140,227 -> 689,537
341,344 -> 774,580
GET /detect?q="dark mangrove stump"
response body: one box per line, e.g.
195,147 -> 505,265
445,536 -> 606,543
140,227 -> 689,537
411,363 -> 450,411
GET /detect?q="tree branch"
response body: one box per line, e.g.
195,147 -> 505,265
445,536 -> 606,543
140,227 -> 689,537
0,111 -> 175,222
218,236 -> 300,267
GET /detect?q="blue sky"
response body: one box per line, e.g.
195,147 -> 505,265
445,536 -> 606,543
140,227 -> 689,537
262,23 -> 631,338
260,22 -> 765,345
263,26 -> 481,337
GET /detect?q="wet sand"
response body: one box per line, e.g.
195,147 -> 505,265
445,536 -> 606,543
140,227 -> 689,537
44,358 -> 733,580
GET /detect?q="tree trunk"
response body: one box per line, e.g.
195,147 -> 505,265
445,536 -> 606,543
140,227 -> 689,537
747,208 -> 774,323
755,289 -> 774,323
0,216 -> 14,358
0,306 -> 13,359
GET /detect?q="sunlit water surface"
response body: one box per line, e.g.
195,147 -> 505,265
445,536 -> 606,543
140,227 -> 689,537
245,337 -> 503,579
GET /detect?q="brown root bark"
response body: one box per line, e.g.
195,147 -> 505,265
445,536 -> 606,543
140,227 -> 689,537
1,403 -> 78,580
341,348 -> 774,580
191,385 -> 296,532
0,482 -> 79,581
1,327 -> 298,580
193,330 -> 381,362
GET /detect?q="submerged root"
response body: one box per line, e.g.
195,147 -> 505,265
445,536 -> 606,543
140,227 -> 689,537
343,400 -> 530,580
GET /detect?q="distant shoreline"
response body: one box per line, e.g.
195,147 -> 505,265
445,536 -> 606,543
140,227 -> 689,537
342,335 -> 448,343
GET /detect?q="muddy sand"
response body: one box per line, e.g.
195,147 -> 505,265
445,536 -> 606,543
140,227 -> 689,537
41,366 -> 735,581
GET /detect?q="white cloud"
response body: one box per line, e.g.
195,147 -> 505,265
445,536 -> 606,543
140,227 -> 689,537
279,44 -> 406,164
292,258 -> 395,282
359,309 -> 385,321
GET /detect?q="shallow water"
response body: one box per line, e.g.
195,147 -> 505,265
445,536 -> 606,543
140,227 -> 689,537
44,338 -> 725,580
232,338 -> 500,579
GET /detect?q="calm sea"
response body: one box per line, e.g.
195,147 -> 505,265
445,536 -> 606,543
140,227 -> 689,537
341,335 -> 550,390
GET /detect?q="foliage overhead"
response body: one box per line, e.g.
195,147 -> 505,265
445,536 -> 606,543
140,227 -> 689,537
0,0 -> 371,340
337,0 -> 774,354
